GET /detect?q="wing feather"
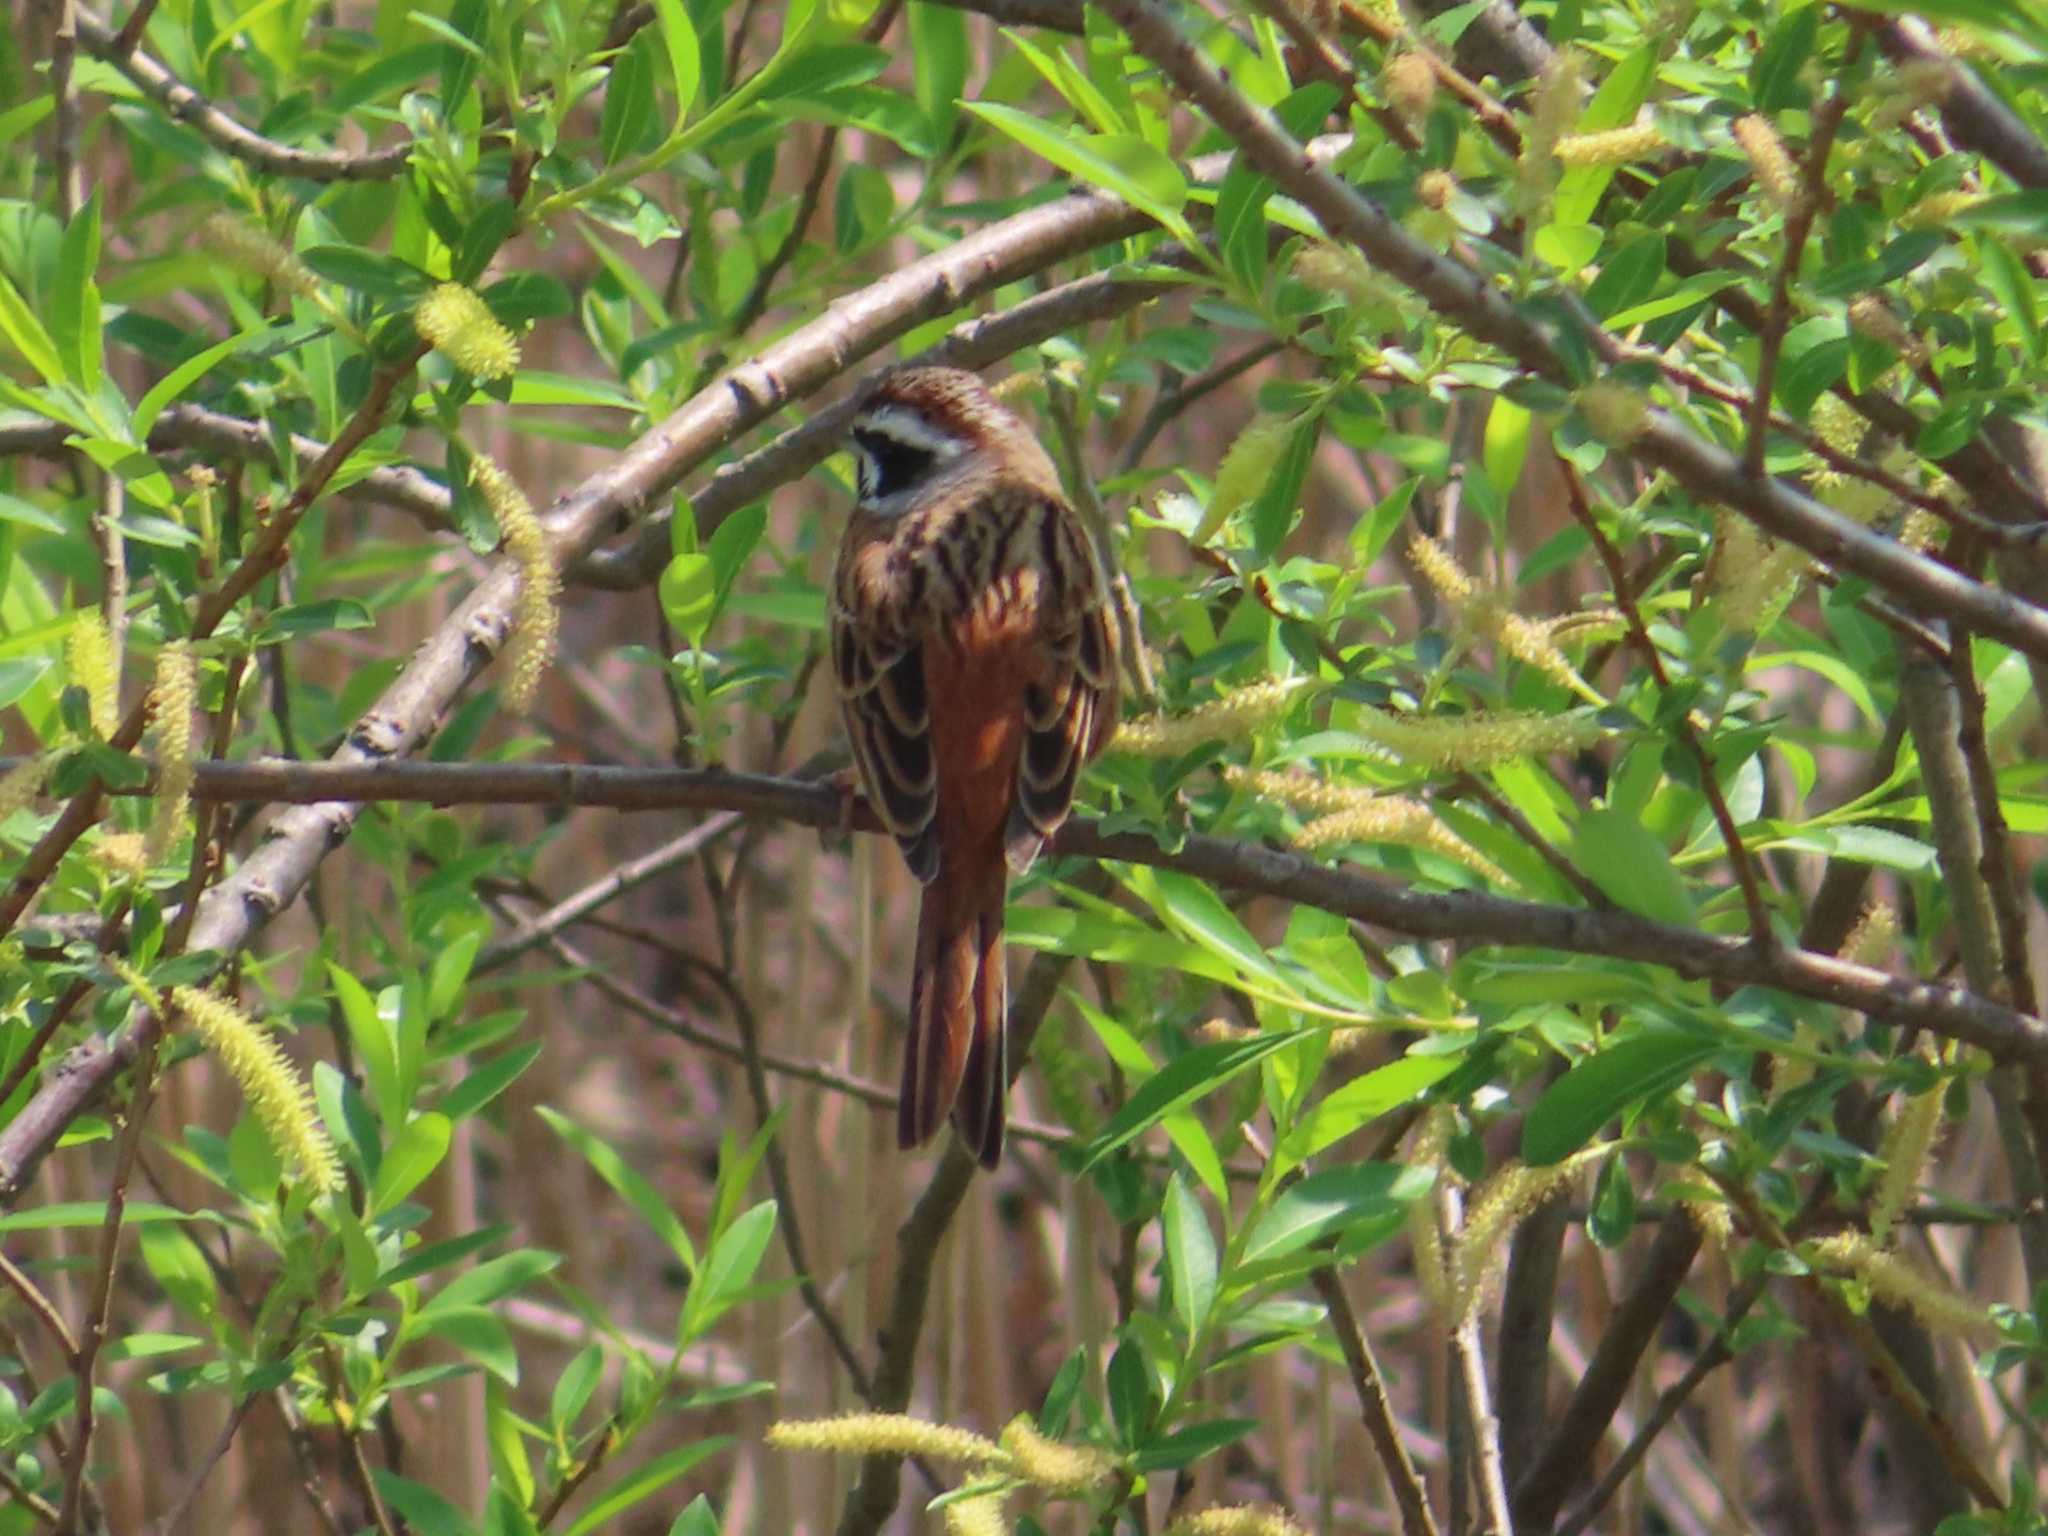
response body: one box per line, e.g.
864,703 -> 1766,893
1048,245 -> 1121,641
832,605 -> 942,883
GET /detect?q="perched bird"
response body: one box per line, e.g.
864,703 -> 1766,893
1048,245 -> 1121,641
830,367 -> 1119,1167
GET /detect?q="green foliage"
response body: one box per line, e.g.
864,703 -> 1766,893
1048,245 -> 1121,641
4,0 -> 2048,1526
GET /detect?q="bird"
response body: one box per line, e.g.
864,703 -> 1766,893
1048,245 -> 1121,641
830,367 -> 1120,1168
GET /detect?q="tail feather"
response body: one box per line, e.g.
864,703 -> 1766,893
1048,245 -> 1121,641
900,850 -> 1009,1166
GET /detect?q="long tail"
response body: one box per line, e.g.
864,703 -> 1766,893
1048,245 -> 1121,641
901,845 -> 1008,1167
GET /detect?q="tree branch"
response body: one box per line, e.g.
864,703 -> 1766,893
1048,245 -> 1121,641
72,9 -> 412,180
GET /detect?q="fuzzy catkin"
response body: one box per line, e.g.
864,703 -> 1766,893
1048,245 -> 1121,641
471,456 -> 560,711
172,986 -> 343,1193
767,1414 -> 1003,1464
416,283 -> 520,379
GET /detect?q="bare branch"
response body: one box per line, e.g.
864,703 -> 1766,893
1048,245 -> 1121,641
4,755 -> 2043,1069
72,8 -> 412,180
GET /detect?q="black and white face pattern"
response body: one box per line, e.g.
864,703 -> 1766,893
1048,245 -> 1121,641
850,403 -> 970,517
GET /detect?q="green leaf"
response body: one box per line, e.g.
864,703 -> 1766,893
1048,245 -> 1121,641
0,273 -> 65,387
373,1470 -> 479,1536
372,1112 -> 452,1212
683,1200 -> 776,1337
299,246 -> 434,302
432,1247 -> 562,1311
1240,1162 -> 1434,1264
565,1440 -> 735,1536
1749,3 -> 1817,110
379,1224 -> 515,1289
1482,395 -> 1532,497
1571,807 -> 1694,925
329,963 -> 402,1119
1522,1029 -> 1724,1164
660,552 -> 717,646
415,1304 -> 519,1383
907,2 -> 967,139
0,1201 -> 199,1233
1553,45 -> 1655,226
1074,1030 -> 1307,1171
539,1106 -> 698,1274
0,656 -> 51,711
53,190 -> 104,393
132,323 -> 274,440
601,30 -> 660,165
551,1343 -> 605,1430
964,104 -> 1191,240
651,0 -> 704,117
1279,1054 -> 1461,1167
1130,1418 -> 1260,1473
439,1043 -> 541,1121
254,600 -> 375,643
1161,1174 -> 1216,1338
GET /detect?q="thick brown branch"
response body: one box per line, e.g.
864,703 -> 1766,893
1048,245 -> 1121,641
4,756 -> 2043,1069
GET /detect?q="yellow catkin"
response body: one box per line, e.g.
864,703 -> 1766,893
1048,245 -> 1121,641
145,642 -> 197,866
1554,122 -> 1665,167
1000,1418 -> 1118,1493
1842,903 -> 1900,968
1295,800 -> 1509,885
1808,1232 -> 1991,1341
1732,115 -> 1804,214
1166,1508 -> 1309,1536
1114,678 -> 1309,757
767,1415 -> 1003,1464
1900,507 -> 1945,553
1291,244 -> 1397,312
1409,537 -> 1600,700
415,283 -> 520,380
1680,1191 -> 1733,1249
0,754 -> 50,824
945,1494 -> 1011,1536
92,831 -> 149,880
1408,533 -> 1475,602
1449,1151 -> 1601,1320
1406,1109 -> 1455,1316
1871,1079 -> 1944,1247
171,986 -> 343,1194
1416,169 -> 1457,210
1195,417 -> 1296,542
199,213 -> 322,300
1870,58 -> 1955,132
1897,189 -> 1981,230
1576,382 -> 1650,446
471,456 -> 560,711
1383,52 -> 1436,122
67,609 -> 119,738
1847,295 -> 1925,363
1711,514 -> 1807,634
1344,699 -> 1626,772
1809,393 -> 1867,459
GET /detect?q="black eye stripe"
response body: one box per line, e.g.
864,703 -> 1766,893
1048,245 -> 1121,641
853,427 -> 937,500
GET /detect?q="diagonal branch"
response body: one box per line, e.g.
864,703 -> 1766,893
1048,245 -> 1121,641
72,8 -> 412,180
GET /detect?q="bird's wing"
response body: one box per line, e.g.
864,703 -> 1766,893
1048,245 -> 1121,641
831,603 -> 942,883
1006,505 -> 1120,872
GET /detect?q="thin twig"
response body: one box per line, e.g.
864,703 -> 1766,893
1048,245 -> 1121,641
1745,86 -> 1851,477
0,1249 -> 80,1359
1558,462 -> 1775,942
476,813 -> 743,970
153,1393 -> 258,1535
1310,1266 -> 1440,1536
57,1033 -> 161,1535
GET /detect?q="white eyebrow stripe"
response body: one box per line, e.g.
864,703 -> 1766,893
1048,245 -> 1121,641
853,405 -> 969,459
